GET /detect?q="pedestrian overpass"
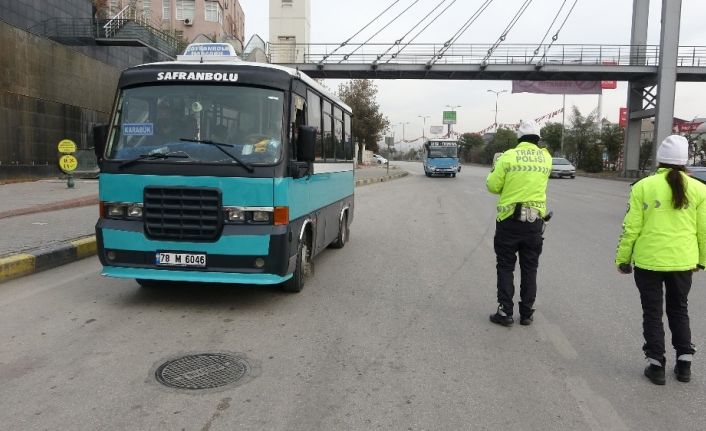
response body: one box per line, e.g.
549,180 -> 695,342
267,0 -> 706,176
270,43 -> 706,82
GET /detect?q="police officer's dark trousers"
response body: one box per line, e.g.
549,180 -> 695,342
634,267 -> 696,361
494,218 -> 544,318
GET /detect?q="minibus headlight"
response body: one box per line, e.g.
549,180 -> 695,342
107,204 -> 126,218
225,207 -> 246,223
127,204 -> 143,218
252,211 -> 271,222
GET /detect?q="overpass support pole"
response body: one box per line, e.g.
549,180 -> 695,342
623,0 -> 650,177
652,0 -> 682,167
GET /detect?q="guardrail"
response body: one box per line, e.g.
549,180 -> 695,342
268,43 -> 706,67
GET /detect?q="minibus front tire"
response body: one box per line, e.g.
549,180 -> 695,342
282,236 -> 312,293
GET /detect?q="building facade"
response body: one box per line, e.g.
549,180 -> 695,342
106,0 -> 245,48
269,0 -> 310,63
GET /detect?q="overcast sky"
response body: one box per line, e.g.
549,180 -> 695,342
240,0 -> 706,148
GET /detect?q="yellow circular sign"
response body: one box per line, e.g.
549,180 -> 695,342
57,139 -> 77,154
59,155 -> 78,172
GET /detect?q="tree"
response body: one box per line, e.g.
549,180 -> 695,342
482,128 -> 517,164
458,133 -> 484,163
564,106 -> 598,169
337,80 -> 390,159
582,144 -> 604,173
639,139 -> 653,171
540,122 -> 563,156
600,123 -> 624,170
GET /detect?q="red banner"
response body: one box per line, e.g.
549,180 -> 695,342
619,108 -> 628,128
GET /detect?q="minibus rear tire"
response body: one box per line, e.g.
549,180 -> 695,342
330,213 -> 348,249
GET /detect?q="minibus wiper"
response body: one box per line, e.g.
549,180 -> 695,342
180,138 -> 254,173
119,152 -> 189,169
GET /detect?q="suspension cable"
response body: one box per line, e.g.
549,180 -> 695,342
428,0 -> 496,66
338,0 -> 421,64
481,0 -> 533,66
319,0 -> 401,64
530,0 -> 566,62
385,0 -> 459,64
374,0 -> 450,64
536,0 -> 579,65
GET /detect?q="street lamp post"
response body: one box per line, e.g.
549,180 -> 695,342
487,89 -> 507,132
445,105 -> 461,137
418,115 -> 430,142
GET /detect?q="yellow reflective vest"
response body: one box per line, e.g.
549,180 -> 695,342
486,142 -> 552,221
616,169 -> 706,271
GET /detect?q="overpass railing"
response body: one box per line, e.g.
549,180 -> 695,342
268,43 -> 706,67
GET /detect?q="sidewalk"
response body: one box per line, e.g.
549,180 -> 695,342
0,165 -> 407,283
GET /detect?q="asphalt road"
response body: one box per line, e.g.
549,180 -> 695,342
1,162 -> 705,430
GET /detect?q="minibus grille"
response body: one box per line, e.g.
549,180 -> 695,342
143,187 -> 222,241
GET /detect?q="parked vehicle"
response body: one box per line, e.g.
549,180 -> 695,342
551,157 -> 576,178
686,166 -> 706,184
372,154 -> 388,164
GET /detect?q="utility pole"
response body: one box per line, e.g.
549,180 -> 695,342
487,89 -> 507,132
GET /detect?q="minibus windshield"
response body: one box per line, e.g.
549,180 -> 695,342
107,85 -> 284,165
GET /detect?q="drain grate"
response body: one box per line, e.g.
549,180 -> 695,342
155,353 -> 249,390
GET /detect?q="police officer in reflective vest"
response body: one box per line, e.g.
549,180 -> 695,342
486,120 -> 552,327
616,135 -> 706,385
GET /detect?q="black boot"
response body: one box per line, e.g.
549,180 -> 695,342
674,360 -> 691,383
489,305 -> 514,327
644,358 -> 666,385
520,315 -> 534,326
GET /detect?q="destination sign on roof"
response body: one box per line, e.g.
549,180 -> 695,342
429,141 -> 457,147
183,43 -> 236,56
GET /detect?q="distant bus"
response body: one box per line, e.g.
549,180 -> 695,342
93,43 -> 354,292
423,139 -> 460,177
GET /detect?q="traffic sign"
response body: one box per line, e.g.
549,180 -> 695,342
59,155 -> 78,172
57,139 -> 77,154
442,111 -> 457,125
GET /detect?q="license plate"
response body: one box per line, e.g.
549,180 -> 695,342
155,252 -> 207,267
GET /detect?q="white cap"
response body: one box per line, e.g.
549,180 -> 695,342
656,135 -> 688,165
518,120 -> 541,137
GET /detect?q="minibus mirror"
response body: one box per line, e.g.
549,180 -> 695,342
297,126 -> 316,162
93,124 -> 109,162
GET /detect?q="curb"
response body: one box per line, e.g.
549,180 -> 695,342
0,235 -> 96,284
0,195 -> 98,220
1,171 -> 409,283
355,170 -> 408,187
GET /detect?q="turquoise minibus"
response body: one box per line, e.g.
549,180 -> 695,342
93,43 -> 354,292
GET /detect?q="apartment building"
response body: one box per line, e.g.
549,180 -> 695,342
107,0 -> 245,47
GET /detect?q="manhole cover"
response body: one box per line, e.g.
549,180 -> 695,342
155,353 -> 249,390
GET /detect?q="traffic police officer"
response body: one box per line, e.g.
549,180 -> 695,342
616,135 -> 706,385
486,120 -> 552,327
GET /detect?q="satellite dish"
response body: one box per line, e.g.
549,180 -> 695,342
191,101 -> 203,113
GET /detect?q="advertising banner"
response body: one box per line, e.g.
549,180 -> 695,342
512,80 -> 602,95
429,125 -> 444,135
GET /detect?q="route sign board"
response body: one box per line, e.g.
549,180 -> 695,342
57,139 -> 77,154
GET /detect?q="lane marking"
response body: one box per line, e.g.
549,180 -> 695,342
565,376 -> 629,431
533,311 -> 578,360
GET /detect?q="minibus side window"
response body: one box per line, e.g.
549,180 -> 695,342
334,107 -> 343,161
322,101 -> 333,161
307,90 -> 323,161
291,93 -> 306,160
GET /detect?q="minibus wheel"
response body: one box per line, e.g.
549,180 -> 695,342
283,236 -> 311,293
330,213 -> 348,249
